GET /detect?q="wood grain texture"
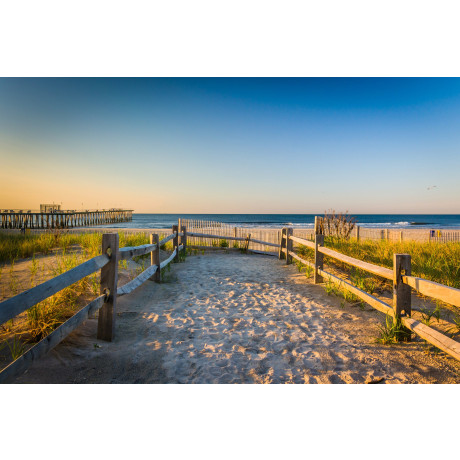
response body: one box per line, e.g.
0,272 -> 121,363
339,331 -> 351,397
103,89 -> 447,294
402,317 -> 460,362
117,264 -> 159,296
0,295 -> 106,383
160,249 -> 177,269
249,249 -> 278,256
249,238 -> 280,248
0,254 -> 109,326
289,251 -> 315,268
159,233 -> 175,245
402,276 -> 460,308
187,245 -> 240,251
187,231 -> 246,242
97,233 -> 119,342
317,268 -> 394,316
151,234 -> 160,282
279,228 -> 286,260
393,254 -> 411,317
173,225 -> 179,263
119,243 -> 158,260
289,235 -> 315,249
286,228 -> 293,265
314,234 -> 324,284
318,246 -> 393,280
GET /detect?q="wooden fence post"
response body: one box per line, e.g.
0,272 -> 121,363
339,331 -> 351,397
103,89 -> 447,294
399,231 -> 403,243
279,228 -> 286,260
172,224 -> 179,262
244,234 -> 251,252
151,233 -> 160,282
314,216 -> 320,235
314,233 -> 324,284
356,225 -> 360,242
181,225 -> 187,255
393,254 -> 411,319
97,233 -> 119,341
286,228 -> 293,265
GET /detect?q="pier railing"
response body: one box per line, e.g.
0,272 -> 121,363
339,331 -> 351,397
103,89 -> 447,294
0,225 -> 186,383
0,209 -> 133,230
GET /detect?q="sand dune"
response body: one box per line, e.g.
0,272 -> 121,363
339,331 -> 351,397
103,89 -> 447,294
13,252 -> 460,384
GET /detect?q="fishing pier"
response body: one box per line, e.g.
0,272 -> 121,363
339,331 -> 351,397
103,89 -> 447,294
0,209 -> 133,230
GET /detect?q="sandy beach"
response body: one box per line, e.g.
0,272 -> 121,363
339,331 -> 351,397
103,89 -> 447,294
10,251 -> 460,384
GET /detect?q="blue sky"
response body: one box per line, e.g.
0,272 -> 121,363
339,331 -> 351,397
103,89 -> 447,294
1,78 -> 460,213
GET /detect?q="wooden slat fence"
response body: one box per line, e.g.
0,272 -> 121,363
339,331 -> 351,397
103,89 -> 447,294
0,226 -> 186,383
280,221 -> 460,362
2,216 -> 460,383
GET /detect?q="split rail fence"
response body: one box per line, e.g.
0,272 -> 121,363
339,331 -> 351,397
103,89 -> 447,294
181,217 -> 460,362
0,225 -> 186,383
1,217 -> 460,383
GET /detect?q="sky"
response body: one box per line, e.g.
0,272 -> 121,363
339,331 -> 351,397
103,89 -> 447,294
1,77 -> 460,214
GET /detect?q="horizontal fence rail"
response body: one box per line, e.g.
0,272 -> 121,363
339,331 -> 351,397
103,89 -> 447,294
318,246 -> 394,280
119,243 -> 158,260
0,226 -> 185,383
0,254 -> 110,326
2,216 -> 460,383
0,295 -> 106,384
186,231 -> 279,255
279,218 -> 460,363
401,276 -> 460,308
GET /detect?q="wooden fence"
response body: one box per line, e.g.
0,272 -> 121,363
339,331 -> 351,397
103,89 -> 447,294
280,218 -> 460,362
181,217 -> 460,362
0,209 -> 133,230
178,218 -> 460,245
2,217 -> 460,383
0,225 -> 186,383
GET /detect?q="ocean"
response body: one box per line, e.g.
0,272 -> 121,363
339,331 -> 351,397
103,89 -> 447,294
96,214 -> 460,230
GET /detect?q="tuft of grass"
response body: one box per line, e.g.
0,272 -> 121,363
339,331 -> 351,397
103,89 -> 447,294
350,269 -> 377,295
219,239 -> 229,248
304,264 -> 313,278
449,314 -> 460,336
375,315 -> 412,344
5,336 -> 26,360
419,305 -> 441,326
324,276 -> 359,302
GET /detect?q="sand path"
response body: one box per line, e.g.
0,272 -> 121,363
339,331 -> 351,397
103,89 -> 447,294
13,252 -> 460,383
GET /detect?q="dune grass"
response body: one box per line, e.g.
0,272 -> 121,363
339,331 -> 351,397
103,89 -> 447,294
297,238 -> 460,290
0,230 -> 158,262
0,230 -> 173,363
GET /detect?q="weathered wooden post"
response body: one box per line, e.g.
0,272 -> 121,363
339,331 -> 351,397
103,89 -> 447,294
279,228 -> 286,260
356,225 -> 360,242
399,231 -> 403,243
97,233 -> 119,341
181,225 -> 187,255
286,228 -> 293,265
172,224 -> 179,262
244,234 -> 251,252
393,254 -> 411,318
151,233 -> 161,282
314,233 -> 324,284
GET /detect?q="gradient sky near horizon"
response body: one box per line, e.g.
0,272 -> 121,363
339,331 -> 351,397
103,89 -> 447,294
1,77 -> 460,214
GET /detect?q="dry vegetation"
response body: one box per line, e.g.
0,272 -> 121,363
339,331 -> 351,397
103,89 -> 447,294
0,231 -> 174,367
